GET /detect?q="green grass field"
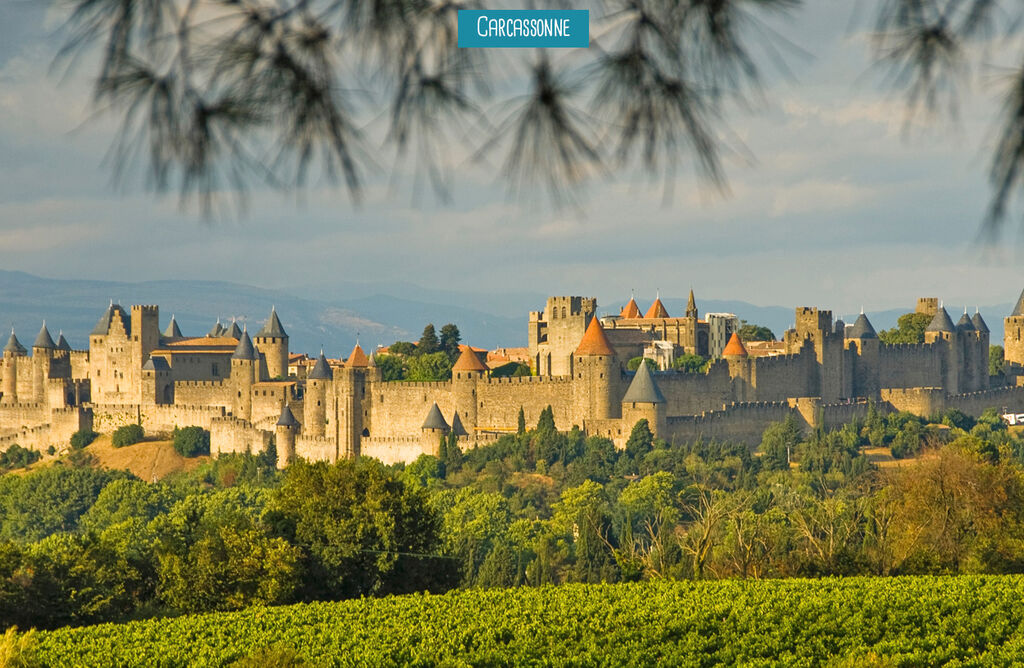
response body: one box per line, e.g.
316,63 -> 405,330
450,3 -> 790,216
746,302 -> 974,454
31,575 -> 1024,666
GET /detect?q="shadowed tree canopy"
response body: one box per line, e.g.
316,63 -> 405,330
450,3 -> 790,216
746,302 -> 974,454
54,0 -> 1024,234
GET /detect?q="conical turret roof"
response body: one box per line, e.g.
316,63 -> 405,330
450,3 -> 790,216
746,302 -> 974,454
91,303 -> 130,336
257,307 -> 288,338
33,323 -> 55,349
276,405 -> 299,427
622,361 -> 666,404
309,352 -> 332,379
232,329 -> 257,360
848,313 -> 877,339
208,319 -> 224,337
722,332 -> 748,357
163,316 -> 182,338
56,333 -> 71,351
421,403 -> 449,431
346,344 -> 369,368
451,411 -> 468,436
4,330 -> 26,354
972,310 -> 990,333
645,298 -> 669,319
1012,288 -> 1024,317
575,317 -> 614,356
926,307 -> 955,333
620,298 -> 641,319
956,311 -> 975,332
226,320 -> 242,339
453,346 -> 487,372
833,319 -> 846,336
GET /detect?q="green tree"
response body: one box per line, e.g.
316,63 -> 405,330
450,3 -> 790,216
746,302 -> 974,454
417,325 -> 440,356
0,445 -> 40,471
878,312 -> 932,344
172,427 -> 210,458
439,324 -> 461,363
991,345 -> 1006,378
69,429 -> 98,450
759,416 -> 801,471
266,458 -> 453,600
111,424 -> 144,448
673,353 -> 709,374
517,407 -> 527,436
405,351 -> 453,381
625,420 -> 655,460
374,354 -> 407,381
627,357 -> 658,371
388,341 -> 417,357
737,322 -> 775,342
537,406 -> 556,432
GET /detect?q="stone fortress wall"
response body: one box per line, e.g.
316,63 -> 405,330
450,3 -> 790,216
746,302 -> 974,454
1,289 -> 1023,461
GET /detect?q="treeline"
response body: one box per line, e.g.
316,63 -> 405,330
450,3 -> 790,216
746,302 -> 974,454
2,406 -> 1024,631
375,323 -> 530,382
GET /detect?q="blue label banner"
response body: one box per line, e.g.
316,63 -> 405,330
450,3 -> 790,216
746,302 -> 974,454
458,10 -> 589,48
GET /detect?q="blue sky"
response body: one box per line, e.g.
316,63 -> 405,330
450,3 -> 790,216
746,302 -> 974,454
0,0 -> 1022,317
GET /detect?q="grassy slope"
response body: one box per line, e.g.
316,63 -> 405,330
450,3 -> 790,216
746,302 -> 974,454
33,575 -> 1024,667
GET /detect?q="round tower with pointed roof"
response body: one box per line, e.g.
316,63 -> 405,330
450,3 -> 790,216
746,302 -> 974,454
31,322 -> 56,404
621,361 -> 667,440
230,327 -> 258,420
722,332 -> 754,401
452,346 -> 487,438
972,308 -> 991,391
573,317 -> 619,422
1,328 -> 25,404
254,307 -> 289,380
338,342 -> 369,459
304,351 -> 332,438
275,404 -> 299,469
925,305 -> 961,393
847,311 -> 880,397
421,402 -> 450,457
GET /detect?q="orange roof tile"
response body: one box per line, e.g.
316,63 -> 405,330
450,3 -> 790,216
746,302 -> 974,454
346,344 -> 369,368
645,298 -> 669,319
620,298 -> 641,319
575,317 -> 614,356
722,332 -> 748,358
453,346 -> 488,372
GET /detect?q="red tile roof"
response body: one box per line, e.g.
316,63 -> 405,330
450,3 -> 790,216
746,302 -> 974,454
575,318 -> 614,356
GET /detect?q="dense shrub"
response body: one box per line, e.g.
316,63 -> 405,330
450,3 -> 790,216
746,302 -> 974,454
69,429 -> 98,450
0,445 -> 40,471
172,427 -> 211,458
111,425 -> 144,448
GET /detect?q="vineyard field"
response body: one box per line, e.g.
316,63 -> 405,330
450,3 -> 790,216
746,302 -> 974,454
33,575 -> 1024,666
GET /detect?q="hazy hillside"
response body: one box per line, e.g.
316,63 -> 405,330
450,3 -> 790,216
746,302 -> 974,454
0,270 -> 1010,355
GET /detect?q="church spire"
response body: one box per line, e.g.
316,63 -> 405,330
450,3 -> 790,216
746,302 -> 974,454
686,288 -> 698,319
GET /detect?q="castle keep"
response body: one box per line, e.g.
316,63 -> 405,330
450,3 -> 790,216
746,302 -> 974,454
3,290 -> 1024,466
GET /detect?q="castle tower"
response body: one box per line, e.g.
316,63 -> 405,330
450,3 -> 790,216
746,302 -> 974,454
645,295 -> 669,319
2,329 -> 26,404
621,360 -> 667,440
32,322 -> 55,404
1005,289 -> 1024,368
89,302 -> 132,402
973,309 -> 991,390
304,351 -> 332,438
255,307 -> 289,380
955,310 -> 984,392
573,317 -> 618,422
275,404 -> 299,469
529,296 -> 597,377
452,346 -> 487,438
421,403 -> 450,457
723,332 -> 753,402
141,356 -> 173,405
230,328 -> 258,421
916,298 -> 939,318
163,315 -> 183,339
847,311 -> 879,397
925,306 -> 960,394
225,319 -> 242,339
130,305 -> 160,399
208,319 -> 225,337
339,343 -> 369,459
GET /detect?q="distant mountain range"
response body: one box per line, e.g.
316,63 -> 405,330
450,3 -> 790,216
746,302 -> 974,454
0,270 -> 1012,355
